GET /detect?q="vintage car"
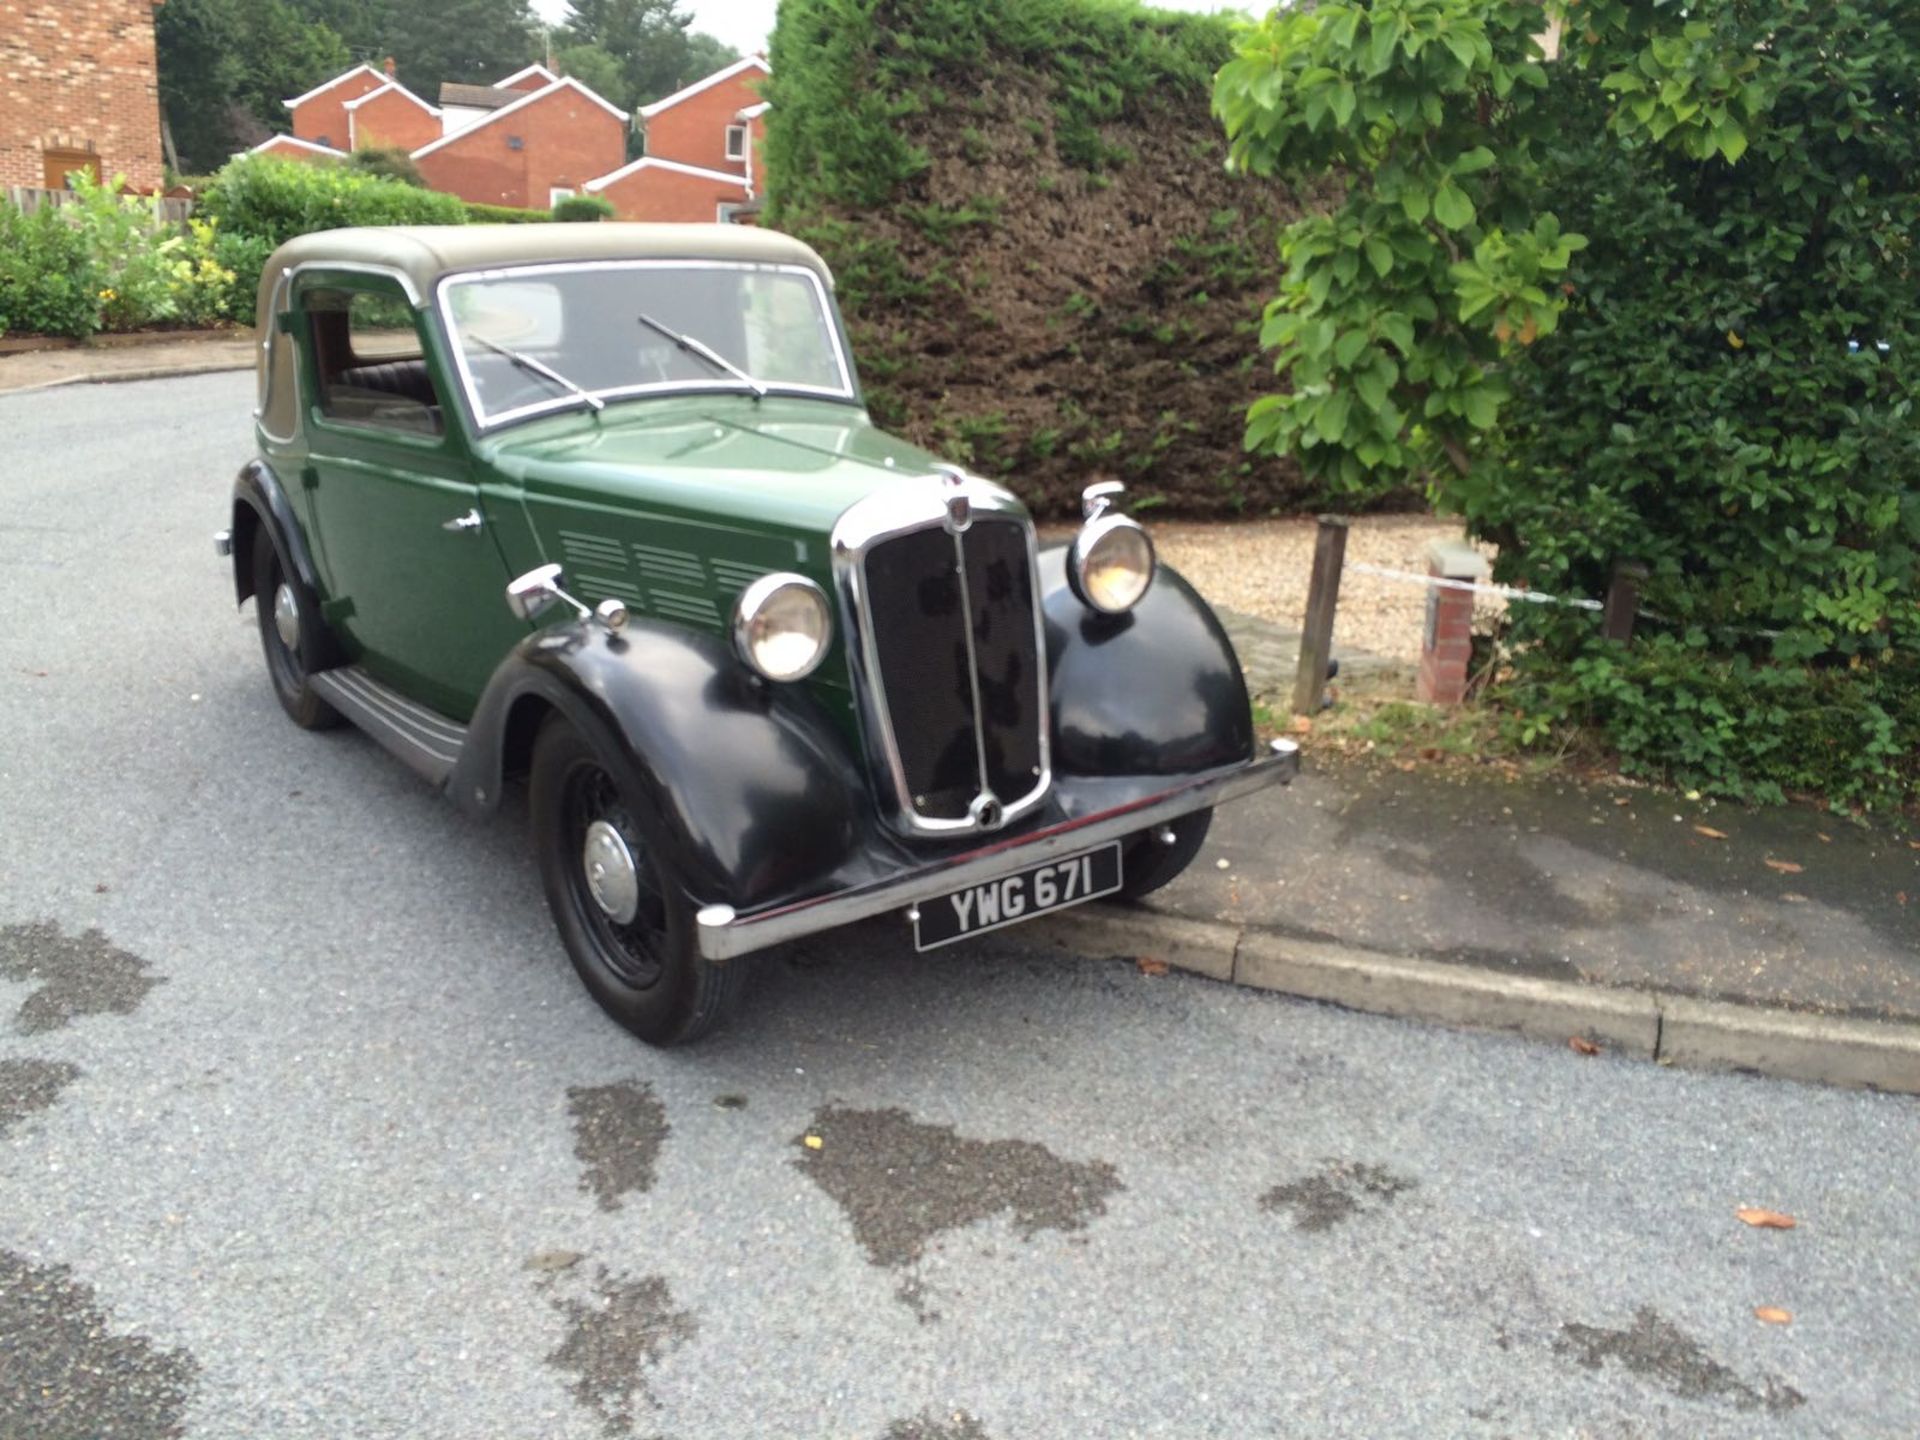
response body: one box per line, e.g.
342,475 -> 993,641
218,225 -> 1298,1044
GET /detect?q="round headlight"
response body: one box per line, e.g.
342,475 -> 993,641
1069,516 -> 1156,614
734,573 -> 832,681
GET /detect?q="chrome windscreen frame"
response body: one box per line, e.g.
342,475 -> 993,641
433,259 -> 859,433
830,474 -> 1054,839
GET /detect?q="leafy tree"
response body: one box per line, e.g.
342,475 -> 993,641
555,42 -> 633,111
380,0 -> 539,94
1217,0 -> 1920,805
157,0 -> 349,171
559,0 -> 739,106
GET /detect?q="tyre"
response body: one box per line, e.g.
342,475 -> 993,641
1117,808 -> 1213,900
529,715 -> 747,1046
252,525 -> 341,730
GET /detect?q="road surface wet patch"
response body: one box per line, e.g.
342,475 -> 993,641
543,1266 -> 698,1436
567,1081 -> 668,1212
885,1411 -> 993,1439
0,1248 -> 199,1439
1259,1160 -> 1417,1232
793,1104 -> 1123,1286
1554,1306 -> 1805,1413
0,1056 -> 81,1136
0,921 -> 162,1034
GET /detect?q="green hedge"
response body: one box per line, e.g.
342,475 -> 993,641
198,155 -> 469,303
553,194 -> 616,223
464,200 -> 551,224
763,0 -> 1327,518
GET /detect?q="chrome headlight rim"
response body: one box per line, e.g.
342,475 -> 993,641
733,572 -> 833,682
1068,514 -> 1157,615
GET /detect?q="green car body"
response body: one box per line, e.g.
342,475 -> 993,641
223,224 -> 1296,1044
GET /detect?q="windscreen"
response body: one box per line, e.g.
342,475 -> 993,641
440,261 -> 853,425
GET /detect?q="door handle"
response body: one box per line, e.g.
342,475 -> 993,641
442,508 -> 484,533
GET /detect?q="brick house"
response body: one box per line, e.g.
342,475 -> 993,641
243,54 -> 773,222
630,55 -> 769,219
0,0 -> 164,191
411,76 -> 627,211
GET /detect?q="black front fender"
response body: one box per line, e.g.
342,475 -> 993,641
450,620 -> 868,911
1041,545 -> 1254,777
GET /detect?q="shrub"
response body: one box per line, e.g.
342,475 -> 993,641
552,194 -> 615,222
0,204 -> 100,339
347,146 -> 426,188
1217,0 -> 1920,808
198,155 -> 467,249
464,201 -> 551,224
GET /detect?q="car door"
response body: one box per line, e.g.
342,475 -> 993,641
297,276 -> 528,721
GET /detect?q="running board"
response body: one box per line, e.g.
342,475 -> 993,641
310,666 -> 467,786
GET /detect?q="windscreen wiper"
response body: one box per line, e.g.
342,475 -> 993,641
469,332 -> 604,412
637,313 -> 767,399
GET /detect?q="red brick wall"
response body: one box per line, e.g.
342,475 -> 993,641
350,88 -> 439,153
497,66 -> 556,93
290,69 -> 383,151
0,0 -> 164,190
643,67 -> 765,177
414,84 -> 624,209
595,164 -> 748,224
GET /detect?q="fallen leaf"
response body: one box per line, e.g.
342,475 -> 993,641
1736,1207 -> 1797,1230
803,1134 -> 824,1150
1417,746 -> 1442,762
1694,825 -> 1729,840
1754,1306 -> 1792,1325
1568,1036 -> 1602,1056
1817,833 -> 1831,844
1898,891 -> 1908,908
1614,797 -> 1631,807
1764,859 -> 1804,875
1288,715 -> 1314,735
1907,840 -> 1920,851
1781,893 -> 1809,904
92,883 -> 109,894
1135,957 -> 1169,977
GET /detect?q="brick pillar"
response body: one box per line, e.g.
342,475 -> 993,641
1417,540 -> 1488,705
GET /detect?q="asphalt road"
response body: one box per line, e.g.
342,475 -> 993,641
1,372 -> 1916,1439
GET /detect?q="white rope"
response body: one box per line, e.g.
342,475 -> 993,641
1345,562 -> 1604,611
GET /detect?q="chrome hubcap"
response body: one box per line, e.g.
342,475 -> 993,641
273,582 -> 301,651
582,819 -> 640,925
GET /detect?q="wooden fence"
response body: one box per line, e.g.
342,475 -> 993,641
4,186 -> 194,225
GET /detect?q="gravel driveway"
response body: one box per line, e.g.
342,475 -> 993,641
1,374 -> 1915,1440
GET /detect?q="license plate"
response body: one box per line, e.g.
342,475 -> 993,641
912,842 -> 1123,952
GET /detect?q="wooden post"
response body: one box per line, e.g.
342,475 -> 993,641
1292,515 -> 1349,716
1603,561 -> 1646,642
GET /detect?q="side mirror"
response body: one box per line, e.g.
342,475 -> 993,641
505,563 -> 570,620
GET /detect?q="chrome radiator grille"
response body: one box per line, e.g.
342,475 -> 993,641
837,489 -> 1050,836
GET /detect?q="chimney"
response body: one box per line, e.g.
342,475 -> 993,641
384,56 -> 397,78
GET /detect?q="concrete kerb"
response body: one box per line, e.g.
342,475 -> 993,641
0,360 -> 254,397
1038,903 -> 1920,1095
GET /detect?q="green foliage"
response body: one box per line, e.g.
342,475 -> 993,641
559,0 -> 740,108
0,205 -> 100,339
0,177 -> 247,337
552,193 -> 617,222
346,147 -> 427,188
464,200 -> 552,223
1220,0 -> 1920,807
156,0 -> 352,173
198,155 -> 468,301
1215,0 -> 1580,495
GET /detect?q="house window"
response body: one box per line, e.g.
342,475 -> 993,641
724,125 -> 747,161
549,187 -> 576,206
314,135 -> 332,149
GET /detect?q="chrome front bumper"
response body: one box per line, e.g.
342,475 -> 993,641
694,738 -> 1300,960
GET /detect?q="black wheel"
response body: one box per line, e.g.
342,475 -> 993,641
529,716 -> 746,1046
252,526 -> 340,730
1117,808 -> 1213,900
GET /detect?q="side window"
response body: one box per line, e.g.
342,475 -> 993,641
724,125 -> 746,161
306,287 -> 446,438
